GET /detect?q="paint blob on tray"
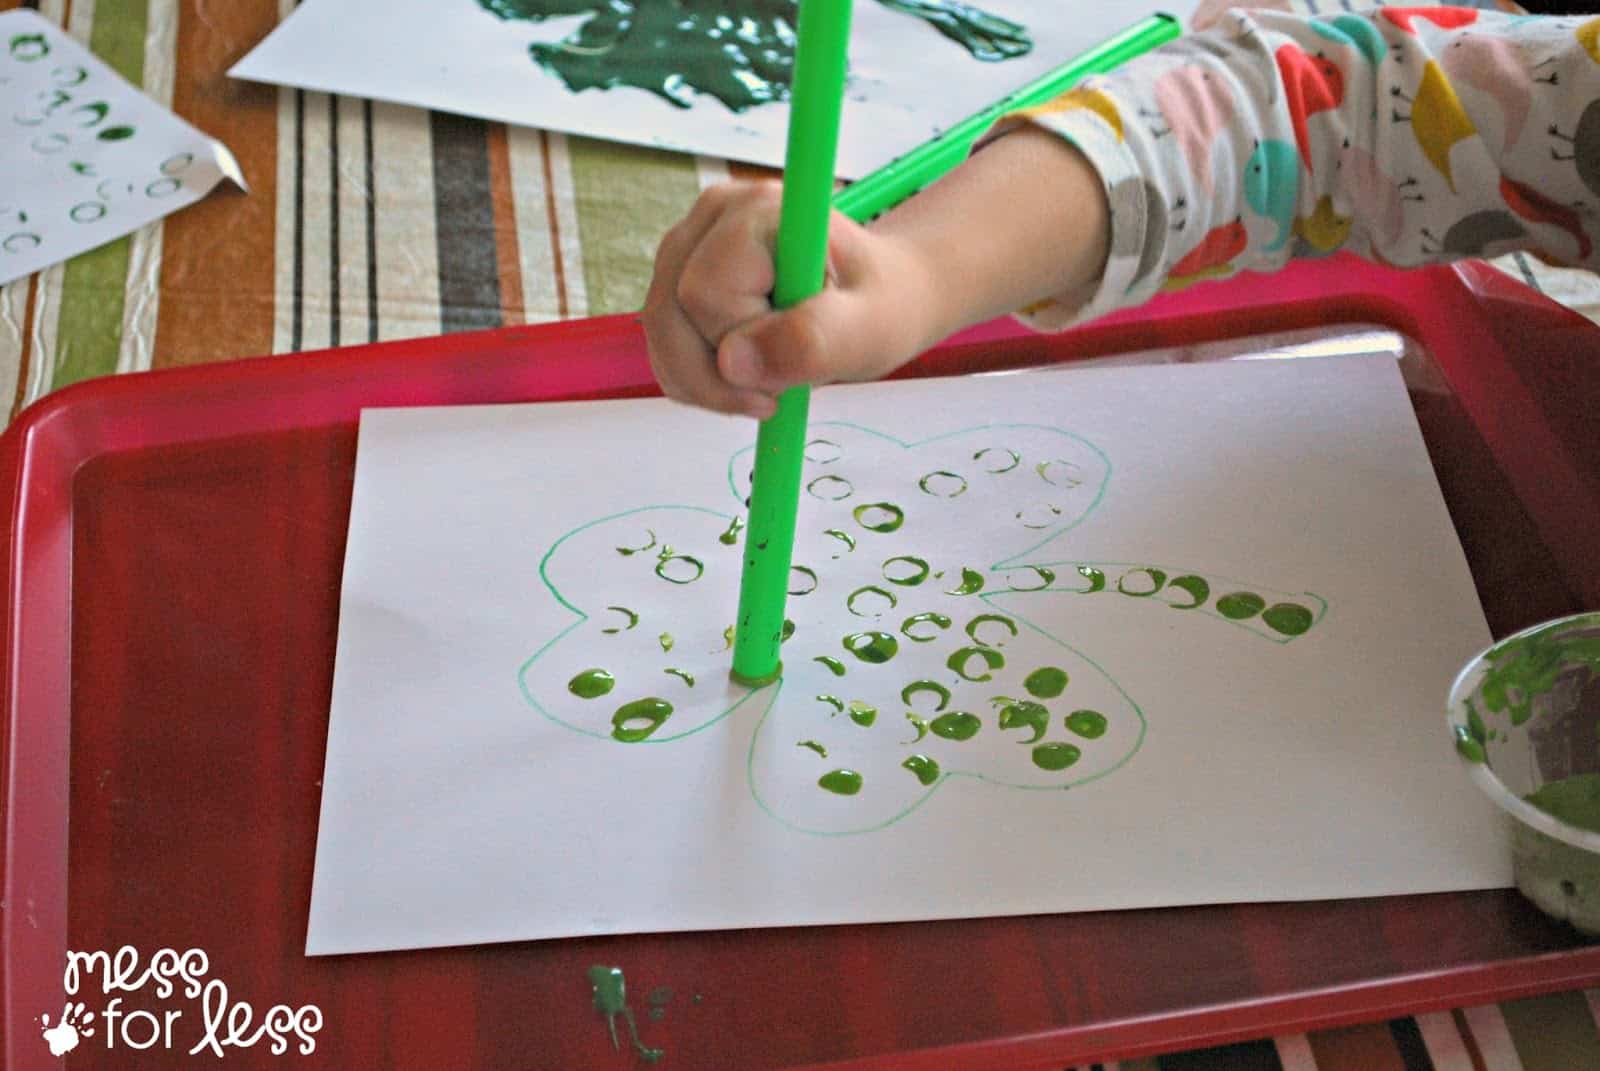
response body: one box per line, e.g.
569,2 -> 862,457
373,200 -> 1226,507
520,422 -> 1327,835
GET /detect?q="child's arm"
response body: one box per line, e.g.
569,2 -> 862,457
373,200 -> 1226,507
644,9 -> 1600,416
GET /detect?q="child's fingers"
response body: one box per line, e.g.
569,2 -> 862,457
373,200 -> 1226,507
718,286 -> 893,395
675,205 -> 779,347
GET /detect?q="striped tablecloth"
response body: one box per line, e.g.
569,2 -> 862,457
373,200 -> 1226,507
4,2 -> 1599,1068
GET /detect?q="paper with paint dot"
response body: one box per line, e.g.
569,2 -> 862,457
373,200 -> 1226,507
309,354 -> 1506,955
0,10 -> 243,287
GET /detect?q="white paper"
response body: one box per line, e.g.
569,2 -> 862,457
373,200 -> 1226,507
0,11 -> 244,287
309,356 -> 1508,956
230,0 -> 1197,180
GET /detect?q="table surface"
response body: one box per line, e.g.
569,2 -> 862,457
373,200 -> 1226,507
4,1 -> 1600,1069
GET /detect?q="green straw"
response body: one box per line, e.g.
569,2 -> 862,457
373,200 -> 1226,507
730,0 -> 854,686
729,12 -> 1180,686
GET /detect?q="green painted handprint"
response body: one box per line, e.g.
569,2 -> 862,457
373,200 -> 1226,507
476,0 -> 1031,112
518,423 -> 1329,836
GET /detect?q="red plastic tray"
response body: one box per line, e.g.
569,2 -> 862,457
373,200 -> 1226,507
4,256 -> 1600,1070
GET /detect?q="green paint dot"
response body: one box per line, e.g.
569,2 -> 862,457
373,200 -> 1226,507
97,124 -> 135,141
1024,667 -> 1068,699
718,516 -> 744,545
798,740 -> 828,758
843,631 -> 899,664
853,502 -> 905,533
947,645 -> 1005,682
1166,574 -> 1210,609
848,700 -> 877,727
1116,567 -> 1167,597
1065,709 -> 1108,739
902,754 -> 942,785
807,475 -> 854,501
782,618 -> 796,642
789,565 -> 819,596
1075,566 -> 1106,593
998,701 -> 1049,744
1262,602 -> 1315,636
918,470 -> 968,497
804,438 -> 842,463
1032,742 -> 1082,771
816,694 -> 844,714
655,554 -> 704,584
611,698 -> 673,743
973,446 -> 1020,473
1215,591 -> 1267,620
883,555 -> 931,586
901,679 -> 952,712
814,655 -> 847,677
901,611 -> 952,642
616,530 -> 656,556
945,567 -> 985,595
665,667 -> 695,687
904,712 -> 930,743
568,668 -> 615,699
966,613 -> 1018,647
931,711 -> 982,741
589,965 -> 628,1014
601,605 -> 639,634
847,584 -> 898,618
824,528 -> 856,556
819,769 -> 863,795
658,632 -> 674,652
1005,566 -> 1056,591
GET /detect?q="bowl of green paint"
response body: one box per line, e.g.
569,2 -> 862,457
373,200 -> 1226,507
1449,611 -> 1600,933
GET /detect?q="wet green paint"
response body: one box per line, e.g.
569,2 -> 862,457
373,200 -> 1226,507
1262,602 -> 1314,636
808,475 -> 854,501
848,700 -> 878,727
947,645 -> 1005,682
655,551 -> 704,584
1215,591 -> 1267,620
659,632 -> 674,652
1065,709 -> 1108,739
601,605 -> 639,634
918,470 -> 969,497
1525,773 -> 1600,834
665,667 -> 696,687
1036,458 -> 1085,487
973,446 -> 1020,473
817,694 -> 844,714
902,754 -> 942,785
903,712 -> 930,743
719,624 -> 735,651
612,698 -> 674,742
719,515 -> 745,545
585,964 -> 663,1063
569,668 -> 616,699
966,612 -> 1018,647
843,630 -> 899,664
901,611 -> 952,643
824,528 -> 857,557
1075,566 -> 1106,593
814,655 -> 847,677
1479,620 -> 1600,727
615,529 -> 657,556
798,739 -> 828,757
1116,567 -> 1167,597
1016,504 -> 1063,529
789,565 -> 819,596
847,584 -> 898,617
853,502 -> 905,533
1023,666 -> 1068,699
901,679 -> 952,712
1166,574 -> 1210,609
998,700 -> 1049,744
877,0 -> 1032,61
931,711 -> 982,741
945,567 -> 985,595
1032,742 -> 1082,771
819,769 -> 864,795
1005,566 -> 1056,591
782,618 -> 797,642
883,555 -> 931,586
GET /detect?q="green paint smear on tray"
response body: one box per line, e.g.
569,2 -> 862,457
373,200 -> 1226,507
819,769 -> 864,795
586,965 -> 664,1062
481,0 -> 1029,113
902,753 -> 941,785
1525,773 -> 1600,834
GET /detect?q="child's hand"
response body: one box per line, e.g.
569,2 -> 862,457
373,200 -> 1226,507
643,181 -> 944,420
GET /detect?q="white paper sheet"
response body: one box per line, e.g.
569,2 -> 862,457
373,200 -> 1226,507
0,11 -> 245,287
309,355 -> 1508,955
229,0 -> 1197,180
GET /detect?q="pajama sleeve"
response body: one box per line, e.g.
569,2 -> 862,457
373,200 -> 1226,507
1009,7 -> 1600,330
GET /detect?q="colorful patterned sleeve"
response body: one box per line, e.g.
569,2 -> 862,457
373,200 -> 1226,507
1008,7 -> 1600,330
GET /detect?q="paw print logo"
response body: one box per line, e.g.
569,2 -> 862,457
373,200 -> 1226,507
40,1003 -> 95,1056
520,423 -> 1325,835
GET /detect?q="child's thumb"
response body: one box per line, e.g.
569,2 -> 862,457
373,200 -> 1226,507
717,288 -> 890,395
